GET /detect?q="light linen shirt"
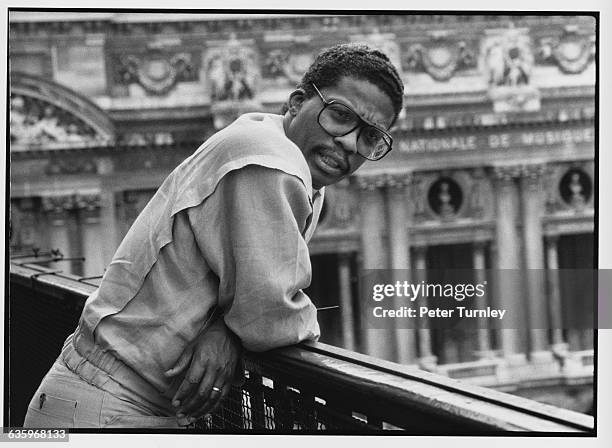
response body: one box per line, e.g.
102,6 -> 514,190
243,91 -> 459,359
76,113 -> 323,393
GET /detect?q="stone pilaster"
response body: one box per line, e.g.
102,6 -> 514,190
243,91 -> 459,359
472,241 -> 494,359
75,192 -> 105,277
520,164 -> 551,361
99,183 -> 120,268
545,235 -> 568,351
385,173 -> 412,271
338,253 -> 356,351
356,174 -> 394,361
385,172 -> 417,365
491,165 -> 525,362
41,195 -> 77,271
414,245 -> 437,370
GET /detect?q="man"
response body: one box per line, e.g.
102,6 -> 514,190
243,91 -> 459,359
23,43 -> 404,428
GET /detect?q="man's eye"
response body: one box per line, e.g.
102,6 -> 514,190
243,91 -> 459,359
362,127 -> 381,145
328,105 -> 356,123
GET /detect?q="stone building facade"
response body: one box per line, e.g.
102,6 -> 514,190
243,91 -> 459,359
8,12 -> 595,412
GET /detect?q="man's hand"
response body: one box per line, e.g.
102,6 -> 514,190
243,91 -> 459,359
164,317 -> 241,422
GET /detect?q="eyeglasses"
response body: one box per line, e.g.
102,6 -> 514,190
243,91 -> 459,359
312,83 -> 393,161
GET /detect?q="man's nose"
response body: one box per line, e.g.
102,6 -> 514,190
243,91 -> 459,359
332,128 -> 359,154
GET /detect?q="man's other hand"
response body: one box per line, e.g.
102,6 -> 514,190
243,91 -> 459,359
164,317 -> 241,422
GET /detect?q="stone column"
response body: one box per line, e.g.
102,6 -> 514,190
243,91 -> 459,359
414,245 -> 437,370
357,174 -> 395,361
41,195 -> 76,273
520,164 -> 551,361
76,192 -> 106,278
386,173 -> 412,271
99,189 -> 120,267
98,157 -> 120,265
473,241 -> 494,359
492,166 -> 525,361
386,173 -> 417,364
545,235 -> 568,351
337,253 -> 356,351
10,198 -> 39,252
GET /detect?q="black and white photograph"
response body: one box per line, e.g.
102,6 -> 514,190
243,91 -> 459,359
3,2 -> 610,446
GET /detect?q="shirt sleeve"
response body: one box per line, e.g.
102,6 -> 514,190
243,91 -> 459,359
187,164 -> 320,352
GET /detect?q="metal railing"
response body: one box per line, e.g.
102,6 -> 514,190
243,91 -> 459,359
7,257 -> 595,434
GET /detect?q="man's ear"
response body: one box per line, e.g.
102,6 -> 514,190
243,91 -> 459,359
288,89 -> 306,115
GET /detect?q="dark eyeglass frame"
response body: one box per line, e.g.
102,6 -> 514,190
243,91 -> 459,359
312,83 -> 393,161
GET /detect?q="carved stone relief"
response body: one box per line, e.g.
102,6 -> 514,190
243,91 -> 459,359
119,132 -> 174,146
39,192 -> 101,229
548,164 -> 594,213
350,30 -> 404,77
537,27 -> 595,74
10,94 -> 104,147
413,170 -> 492,223
412,176 -> 428,221
10,198 -> 38,251
428,177 -> 463,220
204,36 -> 260,102
483,31 -> 533,87
468,168 -> 488,219
405,33 -> 476,81
114,50 -> 198,96
315,180 -> 357,231
481,27 -> 541,113
45,157 -> 98,175
263,46 -> 313,85
204,35 -> 262,129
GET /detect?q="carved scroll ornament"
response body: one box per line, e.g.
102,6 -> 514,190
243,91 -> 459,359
538,28 -> 595,74
406,37 -> 475,82
116,52 -> 195,96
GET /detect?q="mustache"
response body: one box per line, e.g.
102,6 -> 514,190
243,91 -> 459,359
317,146 -> 349,173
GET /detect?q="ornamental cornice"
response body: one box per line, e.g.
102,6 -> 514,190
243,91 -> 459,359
354,173 -> 388,191
490,165 -> 523,182
354,169 -> 412,190
404,85 -> 594,106
490,163 -> 550,184
9,13 -> 593,37
520,163 -> 548,181
384,172 -> 413,189
73,193 -> 102,211
41,195 -> 76,213
41,192 -> 101,213
397,101 -> 594,134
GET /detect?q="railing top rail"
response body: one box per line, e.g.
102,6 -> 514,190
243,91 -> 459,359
272,342 -> 594,432
9,261 -> 595,433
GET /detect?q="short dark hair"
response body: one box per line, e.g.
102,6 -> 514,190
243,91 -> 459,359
283,43 -> 404,127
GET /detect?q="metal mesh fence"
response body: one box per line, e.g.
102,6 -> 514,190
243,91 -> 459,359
7,281 -> 85,427
192,371 -> 378,431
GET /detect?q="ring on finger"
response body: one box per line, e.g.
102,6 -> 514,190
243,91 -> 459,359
211,386 -> 222,393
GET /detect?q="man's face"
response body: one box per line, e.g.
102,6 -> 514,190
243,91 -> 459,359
284,77 -> 396,190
